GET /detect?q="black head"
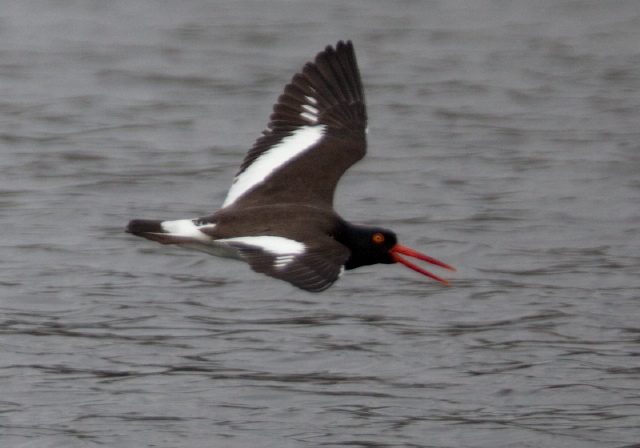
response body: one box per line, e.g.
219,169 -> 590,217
338,225 -> 398,270
335,221 -> 455,283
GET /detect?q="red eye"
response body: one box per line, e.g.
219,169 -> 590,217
372,233 -> 385,244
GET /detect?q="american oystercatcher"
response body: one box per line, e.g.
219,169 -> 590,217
127,41 -> 455,292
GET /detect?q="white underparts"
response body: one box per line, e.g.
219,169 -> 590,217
154,221 -> 307,268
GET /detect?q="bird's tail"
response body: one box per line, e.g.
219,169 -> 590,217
126,219 -> 207,245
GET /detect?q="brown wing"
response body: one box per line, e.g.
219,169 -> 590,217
221,41 -> 367,211
221,236 -> 350,292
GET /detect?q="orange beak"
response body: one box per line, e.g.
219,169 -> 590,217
390,244 -> 456,284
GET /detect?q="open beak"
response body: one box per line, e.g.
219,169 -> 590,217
390,244 -> 456,284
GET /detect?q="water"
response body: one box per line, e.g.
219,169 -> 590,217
1,1 -> 639,447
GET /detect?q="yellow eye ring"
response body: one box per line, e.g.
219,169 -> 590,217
372,233 -> 385,244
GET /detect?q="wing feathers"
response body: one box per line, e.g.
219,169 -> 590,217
242,248 -> 346,292
223,40 -> 367,210
222,235 -> 350,292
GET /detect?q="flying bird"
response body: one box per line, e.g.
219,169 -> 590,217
127,41 -> 455,292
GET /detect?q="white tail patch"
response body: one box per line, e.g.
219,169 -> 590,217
160,219 -> 215,242
222,125 -> 326,208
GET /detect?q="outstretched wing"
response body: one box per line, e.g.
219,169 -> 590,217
218,235 -> 350,292
222,40 -> 367,211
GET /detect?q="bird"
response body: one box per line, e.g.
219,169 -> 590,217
126,40 -> 455,292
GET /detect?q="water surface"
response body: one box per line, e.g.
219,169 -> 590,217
1,1 -> 639,447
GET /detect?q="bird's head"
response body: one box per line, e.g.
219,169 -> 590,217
339,224 -> 455,284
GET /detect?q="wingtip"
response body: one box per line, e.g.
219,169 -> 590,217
320,40 -> 355,59
333,40 -> 353,50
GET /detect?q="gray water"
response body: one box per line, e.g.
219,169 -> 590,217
2,1 -> 639,447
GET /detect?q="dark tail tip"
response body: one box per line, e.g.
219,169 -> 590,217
126,219 -> 164,235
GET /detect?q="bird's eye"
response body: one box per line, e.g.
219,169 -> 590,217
372,233 -> 385,244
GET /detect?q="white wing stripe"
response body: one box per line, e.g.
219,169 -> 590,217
218,236 -> 306,255
222,125 -> 326,208
302,104 -> 319,115
300,112 -> 319,124
273,254 -> 296,269
219,236 -> 306,270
